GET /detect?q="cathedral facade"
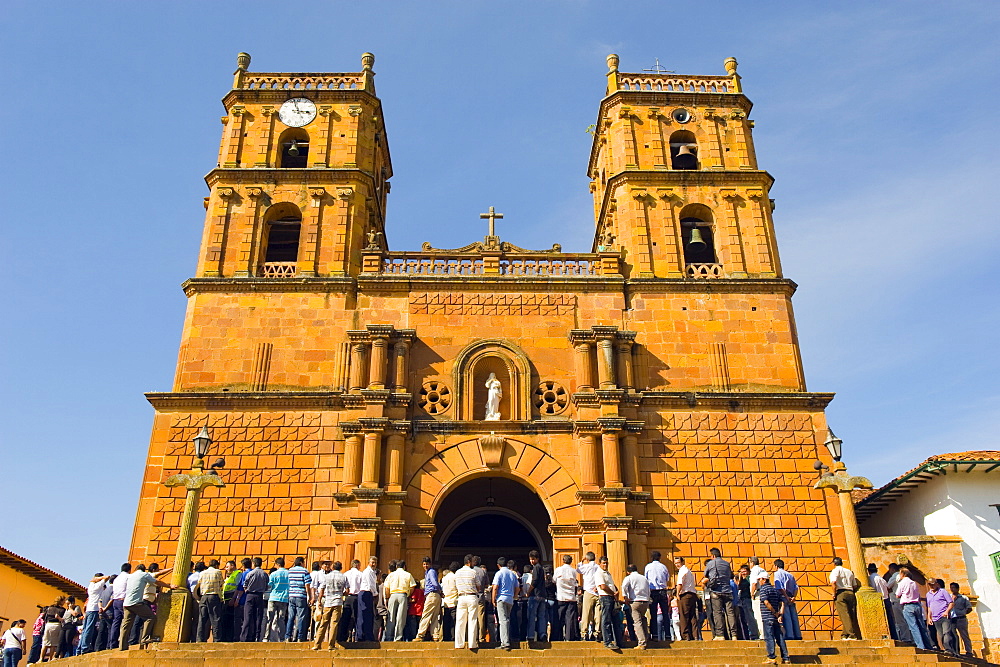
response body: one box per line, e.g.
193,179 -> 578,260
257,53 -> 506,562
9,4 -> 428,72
130,52 -> 846,638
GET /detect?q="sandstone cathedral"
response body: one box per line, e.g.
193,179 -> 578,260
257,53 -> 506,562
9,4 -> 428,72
130,52 -> 847,638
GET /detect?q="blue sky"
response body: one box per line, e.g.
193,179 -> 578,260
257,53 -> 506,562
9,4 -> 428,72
1,1 -> 998,585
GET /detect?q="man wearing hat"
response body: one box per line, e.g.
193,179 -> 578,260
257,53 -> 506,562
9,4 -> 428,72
756,572 -> 790,665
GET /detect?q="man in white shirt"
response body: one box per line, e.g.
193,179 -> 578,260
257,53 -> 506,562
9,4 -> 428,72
356,557 -> 379,642
108,563 -> 131,650
441,561 -> 460,642
828,557 -> 860,640
748,556 -> 767,640
595,556 -> 620,649
623,564 -> 651,649
866,563 -> 895,640
454,554 -> 483,649
339,559 -> 362,643
644,551 -> 670,641
673,556 -> 697,640
312,560 -> 347,650
552,554 -> 579,641
576,551 -> 601,641
78,573 -> 110,654
96,573 -> 117,651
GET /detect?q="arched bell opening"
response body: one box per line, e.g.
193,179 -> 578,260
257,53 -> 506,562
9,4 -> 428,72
258,202 -> 302,277
276,127 -> 310,168
679,203 -> 716,266
669,130 -> 699,170
433,475 -> 551,570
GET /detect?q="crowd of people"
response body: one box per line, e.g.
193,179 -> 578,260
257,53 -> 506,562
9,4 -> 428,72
2,547 -> 976,665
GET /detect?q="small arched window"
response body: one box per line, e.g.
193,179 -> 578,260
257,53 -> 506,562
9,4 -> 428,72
260,206 -> 301,277
669,130 -> 699,170
278,128 -> 309,168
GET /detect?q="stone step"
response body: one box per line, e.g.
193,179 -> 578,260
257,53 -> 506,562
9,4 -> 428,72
59,641 -> 984,667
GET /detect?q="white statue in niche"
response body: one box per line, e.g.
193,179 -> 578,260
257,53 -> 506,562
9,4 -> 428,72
485,372 -> 502,421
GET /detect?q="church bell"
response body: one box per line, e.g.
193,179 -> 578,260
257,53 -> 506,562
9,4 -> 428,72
688,226 -> 707,249
287,140 -> 301,157
674,143 -> 698,170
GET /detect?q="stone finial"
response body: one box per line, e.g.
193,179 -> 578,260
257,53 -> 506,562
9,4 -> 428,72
361,52 -> 375,71
236,52 -> 251,71
724,57 -> 738,76
607,53 -> 620,73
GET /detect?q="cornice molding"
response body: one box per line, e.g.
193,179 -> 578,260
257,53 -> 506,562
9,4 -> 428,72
626,277 -> 798,296
221,88 -> 381,108
204,168 -> 377,189
145,390 -> 832,414
180,275 -> 796,297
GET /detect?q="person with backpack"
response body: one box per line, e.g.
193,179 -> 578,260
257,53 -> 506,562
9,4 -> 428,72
701,548 -> 738,640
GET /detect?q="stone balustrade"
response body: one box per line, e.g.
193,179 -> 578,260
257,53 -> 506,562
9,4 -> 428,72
241,73 -> 367,91
618,73 -> 735,94
685,262 -> 723,279
374,251 -> 618,277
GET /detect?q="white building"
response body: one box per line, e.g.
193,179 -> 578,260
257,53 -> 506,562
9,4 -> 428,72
856,451 -> 1000,658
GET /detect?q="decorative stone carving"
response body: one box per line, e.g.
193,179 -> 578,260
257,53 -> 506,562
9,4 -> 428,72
478,433 -> 507,468
417,381 -> 451,415
534,381 -> 568,415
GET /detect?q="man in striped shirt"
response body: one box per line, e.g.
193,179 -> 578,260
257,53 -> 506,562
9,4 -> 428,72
286,556 -> 313,642
194,559 -> 225,642
454,555 -> 482,649
757,574 -> 789,665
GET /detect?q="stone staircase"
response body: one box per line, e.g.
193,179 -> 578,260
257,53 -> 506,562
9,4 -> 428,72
61,639 -> 994,666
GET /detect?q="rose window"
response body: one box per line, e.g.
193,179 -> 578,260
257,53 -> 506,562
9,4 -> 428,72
534,381 -> 568,415
418,381 -> 452,414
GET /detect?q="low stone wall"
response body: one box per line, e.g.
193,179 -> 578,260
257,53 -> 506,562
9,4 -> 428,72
862,535 -> 994,661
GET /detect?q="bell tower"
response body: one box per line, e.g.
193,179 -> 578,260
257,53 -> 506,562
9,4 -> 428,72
589,55 -> 778,281
196,52 -> 391,279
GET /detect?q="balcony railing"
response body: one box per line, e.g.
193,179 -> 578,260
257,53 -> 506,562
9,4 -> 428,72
241,74 -> 365,91
369,250 -> 620,278
617,74 -> 736,94
260,261 -> 297,278
686,263 -> 723,279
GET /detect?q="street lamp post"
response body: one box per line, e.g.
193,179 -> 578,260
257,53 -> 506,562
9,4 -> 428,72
153,425 -> 225,642
813,429 -> 889,640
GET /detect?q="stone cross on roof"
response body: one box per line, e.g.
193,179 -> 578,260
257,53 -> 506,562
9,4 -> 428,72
479,206 -> 504,237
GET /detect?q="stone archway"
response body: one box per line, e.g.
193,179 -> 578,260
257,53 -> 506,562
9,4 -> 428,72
433,477 -> 550,568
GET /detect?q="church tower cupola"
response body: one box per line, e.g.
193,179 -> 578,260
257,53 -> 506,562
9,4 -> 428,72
588,55 -> 778,281
195,52 -> 392,279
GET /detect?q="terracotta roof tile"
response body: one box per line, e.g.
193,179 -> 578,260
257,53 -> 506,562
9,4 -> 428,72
0,544 -> 85,598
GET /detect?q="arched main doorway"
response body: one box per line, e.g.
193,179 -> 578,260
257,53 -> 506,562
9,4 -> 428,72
434,476 -> 551,570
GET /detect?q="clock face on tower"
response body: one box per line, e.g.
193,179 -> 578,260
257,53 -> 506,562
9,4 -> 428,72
278,98 -> 317,127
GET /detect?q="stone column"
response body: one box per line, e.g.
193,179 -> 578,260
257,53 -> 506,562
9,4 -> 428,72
579,434 -> 600,490
361,431 -> 382,488
349,342 -> 368,392
392,339 -> 410,391
601,431 -> 622,487
368,336 -> 388,389
621,434 -> 639,489
606,532 -> 629,584
615,339 -> 634,391
353,534 -> 376,565
341,433 -> 363,489
385,433 -> 405,492
236,187 -> 267,277
574,342 -> 594,392
299,187 -> 325,277
596,338 -> 617,388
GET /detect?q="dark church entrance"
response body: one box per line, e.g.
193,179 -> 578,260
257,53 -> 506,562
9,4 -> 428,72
434,476 -> 550,573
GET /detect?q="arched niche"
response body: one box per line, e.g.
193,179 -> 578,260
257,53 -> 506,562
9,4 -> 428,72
453,339 -> 532,421
275,127 -> 310,168
258,201 -> 303,276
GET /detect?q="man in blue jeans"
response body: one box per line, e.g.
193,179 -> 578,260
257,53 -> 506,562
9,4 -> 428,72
757,574 -> 790,665
595,556 -> 621,650
526,550 -> 547,641
285,556 -> 313,641
895,567 -> 931,649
